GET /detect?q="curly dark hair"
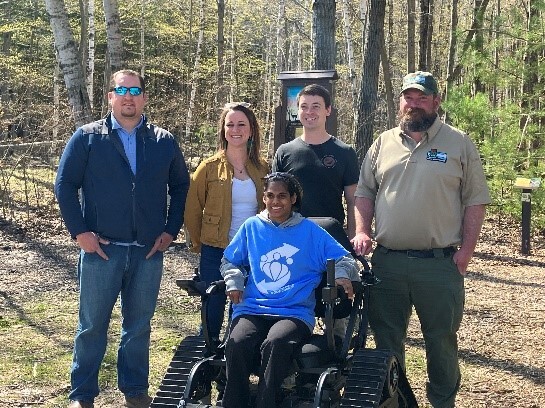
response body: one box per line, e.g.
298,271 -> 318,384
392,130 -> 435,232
262,172 -> 304,211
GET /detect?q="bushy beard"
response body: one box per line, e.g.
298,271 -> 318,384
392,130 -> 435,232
399,108 -> 437,133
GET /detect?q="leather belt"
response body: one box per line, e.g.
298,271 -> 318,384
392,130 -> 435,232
377,245 -> 456,258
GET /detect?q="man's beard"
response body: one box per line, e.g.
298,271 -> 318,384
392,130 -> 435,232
399,108 -> 437,133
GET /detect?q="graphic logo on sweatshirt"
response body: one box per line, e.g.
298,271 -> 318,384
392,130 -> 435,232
256,243 -> 300,294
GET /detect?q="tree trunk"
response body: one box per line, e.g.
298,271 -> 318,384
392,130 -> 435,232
217,0 -> 226,104
354,0 -> 386,163
445,0 -> 459,101
87,0 -> 96,110
446,0 -> 490,83
492,0 -> 499,111
103,0 -> 124,72
519,0 -> 541,158
418,0 -> 433,70
1,0 -> 11,139
140,0 -> 145,75
53,58 -> 61,140
341,0 -> 357,121
406,0 -> 416,72
79,0 -> 88,80
383,0 -> 395,128
473,0 -> 485,94
380,31 -> 396,129
312,0 -> 336,70
275,0 -> 286,74
45,0 -> 92,127
264,23 -> 274,155
185,0 -> 204,140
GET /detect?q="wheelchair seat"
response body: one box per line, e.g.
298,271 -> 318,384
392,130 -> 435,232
294,333 -> 342,370
151,217 -> 419,408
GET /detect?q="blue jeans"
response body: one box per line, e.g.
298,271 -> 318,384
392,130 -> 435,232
199,244 -> 227,338
69,243 -> 164,402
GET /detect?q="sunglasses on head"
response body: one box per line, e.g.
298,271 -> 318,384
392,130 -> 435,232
263,172 -> 297,182
112,86 -> 143,96
224,101 -> 251,109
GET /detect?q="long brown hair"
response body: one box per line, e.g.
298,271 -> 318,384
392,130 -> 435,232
217,103 -> 265,170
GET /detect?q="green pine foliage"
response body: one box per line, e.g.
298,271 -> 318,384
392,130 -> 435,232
443,87 -> 545,232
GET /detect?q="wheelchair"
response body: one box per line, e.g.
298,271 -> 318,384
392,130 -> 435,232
150,217 -> 418,408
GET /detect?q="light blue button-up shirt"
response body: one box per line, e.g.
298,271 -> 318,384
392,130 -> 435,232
111,114 -> 143,175
110,114 -> 144,246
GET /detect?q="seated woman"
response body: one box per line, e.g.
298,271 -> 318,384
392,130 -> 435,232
219,172 -> 359,408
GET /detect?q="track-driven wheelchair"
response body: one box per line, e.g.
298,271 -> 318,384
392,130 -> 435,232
150,217 -> 418,408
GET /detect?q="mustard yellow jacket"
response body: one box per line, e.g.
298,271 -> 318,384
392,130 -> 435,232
184,151 -> 269,253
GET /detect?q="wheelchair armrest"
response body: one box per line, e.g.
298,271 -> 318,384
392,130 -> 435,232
175,279 -> 209,297
206,280 -> 226,295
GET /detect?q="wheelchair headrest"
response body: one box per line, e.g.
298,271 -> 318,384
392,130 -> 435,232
308,216 -> 370,272
307,217 -> 354,255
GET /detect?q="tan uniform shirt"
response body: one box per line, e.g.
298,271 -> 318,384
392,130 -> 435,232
355,117 -> 491,250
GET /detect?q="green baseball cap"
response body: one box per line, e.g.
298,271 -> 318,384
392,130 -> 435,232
400,71 -> 438,95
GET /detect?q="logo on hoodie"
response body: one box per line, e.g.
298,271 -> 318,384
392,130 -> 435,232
256,243 -> 300,294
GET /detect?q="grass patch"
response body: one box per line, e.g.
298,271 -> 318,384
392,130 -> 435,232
0,162 -> 58,221
0,292 -> 77,390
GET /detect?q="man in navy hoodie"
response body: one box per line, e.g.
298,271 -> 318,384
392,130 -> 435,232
55,69 -> 190,408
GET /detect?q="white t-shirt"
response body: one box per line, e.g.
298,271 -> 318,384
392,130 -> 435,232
229,178 -> 258,241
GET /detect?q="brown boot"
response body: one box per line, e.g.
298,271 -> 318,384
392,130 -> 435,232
124,394 -> 153,408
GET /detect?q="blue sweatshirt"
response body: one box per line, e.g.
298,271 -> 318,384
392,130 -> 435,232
221,211 -> 359,329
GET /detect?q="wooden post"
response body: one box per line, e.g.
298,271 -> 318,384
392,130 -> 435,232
521,189 -> 532,255
514,177 -> 541,255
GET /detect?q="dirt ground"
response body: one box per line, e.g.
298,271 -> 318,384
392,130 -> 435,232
0,213 -> 544,407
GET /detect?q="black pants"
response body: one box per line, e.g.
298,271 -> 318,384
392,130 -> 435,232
222,315 -> 311,408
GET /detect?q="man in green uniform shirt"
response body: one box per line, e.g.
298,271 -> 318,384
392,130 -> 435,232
352,71 -> 490,408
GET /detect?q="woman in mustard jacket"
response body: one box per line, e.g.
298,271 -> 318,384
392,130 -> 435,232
184,103 -> 269,339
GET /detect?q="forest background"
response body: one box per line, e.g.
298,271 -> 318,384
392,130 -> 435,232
1,1 -> 545,407
0,0 -> 544,232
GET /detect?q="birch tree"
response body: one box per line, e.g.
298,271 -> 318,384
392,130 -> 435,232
45,0 -> 92,127
103,0 -> 124,72
87,0 -> 96,109
217,0 -> 226,104
341,0 -> 358,116
185,0 -> 204,140
275,0 -> 286,74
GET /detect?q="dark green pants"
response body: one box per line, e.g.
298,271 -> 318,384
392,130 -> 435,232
368,247 -> 464,408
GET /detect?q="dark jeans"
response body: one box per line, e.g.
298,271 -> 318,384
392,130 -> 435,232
222,315 -> 311,408
199,244 -> 227,338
